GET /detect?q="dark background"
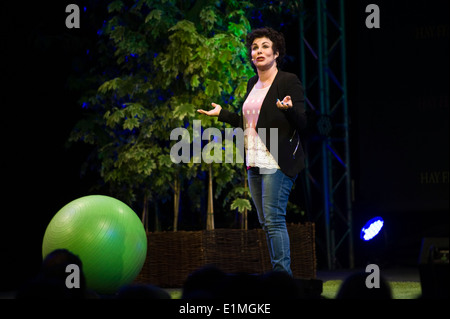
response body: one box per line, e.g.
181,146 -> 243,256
1,0 -> 448,291
351,0 -> 448,268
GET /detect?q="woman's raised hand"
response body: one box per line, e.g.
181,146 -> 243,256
276,96 -> 293,110
197,103 -> 222,117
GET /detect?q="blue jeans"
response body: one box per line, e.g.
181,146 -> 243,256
247,168 -> 297,276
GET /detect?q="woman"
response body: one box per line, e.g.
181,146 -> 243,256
197,27 -> 307,276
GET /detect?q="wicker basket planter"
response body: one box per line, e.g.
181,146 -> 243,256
135,222 -> 316,288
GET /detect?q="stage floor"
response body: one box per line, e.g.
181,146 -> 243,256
316,266 -> 420,282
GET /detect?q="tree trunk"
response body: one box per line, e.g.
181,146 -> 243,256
242,208 -> 248,230
242,171 -> 248,230
173,175 -> 181,232
154,200 -> 161,232
141,194 -> 148,232
206,164 -> 215,230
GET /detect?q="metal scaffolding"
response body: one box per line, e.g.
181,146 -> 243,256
299,0 -> 354,269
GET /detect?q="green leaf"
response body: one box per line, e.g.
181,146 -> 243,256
231,198 -> 252,213
173,102 -> 196,120
199,7 -> 217,31
158,154 -> 174,168
228,22 -> 246,37
104,108 -> 124,128
123,117 -> 139,130
98,78 -> 122,93
124,103 -> 146,119
190,74 -> 200,89
232,186 -> 249,196
169,20 -> 197,35
108,0 -> 124,13
205,79 -> 222,97
234,80 -> 249,99
145,9 -> 162,24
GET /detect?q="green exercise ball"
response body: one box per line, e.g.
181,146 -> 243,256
42,195 -> 147,294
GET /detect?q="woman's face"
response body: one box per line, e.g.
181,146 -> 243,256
251,37 -> 279,69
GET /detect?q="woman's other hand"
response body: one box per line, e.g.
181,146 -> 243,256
276,96 -> 292,110
197,103 -> 222,117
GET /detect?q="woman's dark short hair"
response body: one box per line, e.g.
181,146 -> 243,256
246,27 -> 286,68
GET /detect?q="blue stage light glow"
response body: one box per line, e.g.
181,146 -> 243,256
360,217 -> 384,241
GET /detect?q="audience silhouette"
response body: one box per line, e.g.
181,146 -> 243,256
16,249 -> 88,299
14,249 -> 433,300
335,271 -> 392,299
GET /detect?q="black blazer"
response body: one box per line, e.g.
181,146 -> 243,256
218,70 -> 307,178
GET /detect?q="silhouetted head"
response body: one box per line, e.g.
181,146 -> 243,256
336,271 -> 392,299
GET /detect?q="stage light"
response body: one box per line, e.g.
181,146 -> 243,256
360,217 -> 384,241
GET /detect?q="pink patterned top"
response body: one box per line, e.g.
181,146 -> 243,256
242,85 -> 280,170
